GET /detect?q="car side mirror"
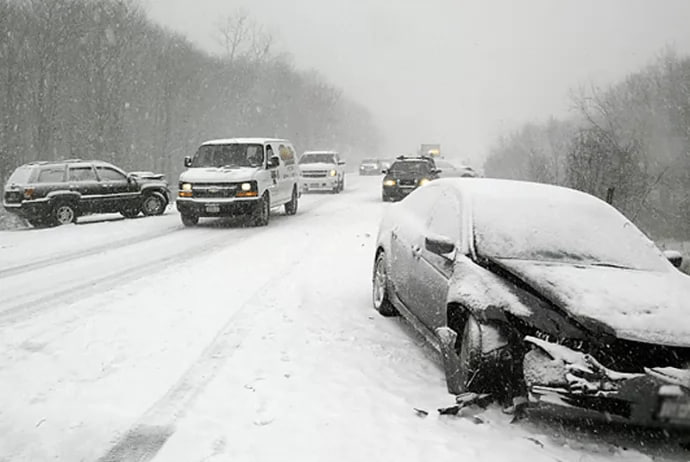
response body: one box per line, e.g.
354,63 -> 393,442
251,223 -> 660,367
338,160 -> 346,166
184,156 -> 192,168
267,156 -> 280,169
425,234 -> 455,256
381,169 -> 388,174
126,174 -> 137,185
663,250 -> 683,268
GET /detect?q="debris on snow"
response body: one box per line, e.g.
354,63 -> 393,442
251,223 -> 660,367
413,408 -> 429,418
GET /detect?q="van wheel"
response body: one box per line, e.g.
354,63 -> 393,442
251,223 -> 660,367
285,187 -> 298,216
252,193 -> 270,226
52,202 -> 77,226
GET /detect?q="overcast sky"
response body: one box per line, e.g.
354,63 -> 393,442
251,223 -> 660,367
144,0 -> 690,165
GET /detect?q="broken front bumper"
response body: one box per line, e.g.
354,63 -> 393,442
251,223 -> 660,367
524,336 -> 690,427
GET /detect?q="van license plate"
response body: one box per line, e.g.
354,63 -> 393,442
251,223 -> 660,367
205,204 -> 220,213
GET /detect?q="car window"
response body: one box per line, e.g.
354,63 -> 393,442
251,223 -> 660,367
7,166 -> 34,184
68,166 -> 97,182
96,167 -> 127,181
36,167 -> 65,183
428,191 -> 461,242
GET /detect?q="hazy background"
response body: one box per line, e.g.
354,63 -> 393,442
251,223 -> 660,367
144,0 -> 690,165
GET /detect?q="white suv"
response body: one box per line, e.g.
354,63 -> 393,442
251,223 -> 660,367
299,151 -> 346,193
177,138 -> 300,226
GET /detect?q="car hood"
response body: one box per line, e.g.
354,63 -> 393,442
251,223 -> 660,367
495,259 -> 690,347
300,163 -> 337,171
180,167 -> 259,183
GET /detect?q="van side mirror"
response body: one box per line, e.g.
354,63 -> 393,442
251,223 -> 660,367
664,250 -> 683,268
267,156 -> 280,169
184,156 -> 192,168
425,234 -> 455,256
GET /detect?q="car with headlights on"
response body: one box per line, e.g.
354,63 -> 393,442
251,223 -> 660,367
373,178 -> 690,428
177,138 -> 300,227
299,151 -> 346,193
359,158 -> 382,175
381,156 -> 439,202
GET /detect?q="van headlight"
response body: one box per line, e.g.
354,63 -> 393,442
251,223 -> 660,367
241,182 -> 252,191
329,169 -> 337,177
181,183 -> 192,191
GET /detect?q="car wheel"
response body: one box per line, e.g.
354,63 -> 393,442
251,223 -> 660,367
52,202 -> 77,226
120,207 -> 141,219
181,213 -> 199,227
340,177 -> 345,192
141,192 -> 167,216
284,187 -> 298,216
372,251 -> 398,317
252,193 -> 270,227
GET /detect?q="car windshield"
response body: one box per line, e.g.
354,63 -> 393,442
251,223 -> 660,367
192,144 -> 264,168
361,159 -> 378,164
388,161 -> 431,175
299,153 -> 336,164
473,187 -> 669,271
7,166 -> 33,184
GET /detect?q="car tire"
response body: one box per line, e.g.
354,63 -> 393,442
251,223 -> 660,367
372,251 -> 398,317
252,193 -> 270,227
285,187 -> 298,216
120,207 -> 141,219
141,192 -> 167,216
340,177 -> 345,192
181,213 -> 199,227
51,202 -> 77,226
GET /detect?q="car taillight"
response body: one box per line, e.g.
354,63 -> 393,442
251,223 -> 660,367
23,187 -> 34,200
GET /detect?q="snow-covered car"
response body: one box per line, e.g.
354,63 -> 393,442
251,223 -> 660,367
177,138 -> 300,226
434,160 -> 478,178
359,158 -> 382,175
2,159 -> 170,226
299,151 -> 346,193
373,178 -> 690,427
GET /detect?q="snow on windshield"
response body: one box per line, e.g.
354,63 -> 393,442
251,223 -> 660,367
299,154 -> 336,164
192,144 -> 264,168
472,182 -> 668,271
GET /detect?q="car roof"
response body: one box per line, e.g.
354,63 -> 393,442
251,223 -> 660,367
22,159 -> 117,168
433,178 -> 595,203
201,138 -> 290,145
302,150 -> 337,155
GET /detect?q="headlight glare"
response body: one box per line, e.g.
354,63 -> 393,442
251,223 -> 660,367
181,183 -> 192,191
329,169 -> 337,177
241,182 -> 252,191
383,179 -> 396,186
419,178 -> 430,186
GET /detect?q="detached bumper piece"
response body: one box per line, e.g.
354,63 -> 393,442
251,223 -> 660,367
523,336 -> 690,427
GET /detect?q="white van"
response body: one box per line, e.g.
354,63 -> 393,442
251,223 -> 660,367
177,138 -> 300,226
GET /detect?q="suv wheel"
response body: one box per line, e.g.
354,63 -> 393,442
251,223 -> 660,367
181,213 -> 198,227
284,187 -> 298,216
252,193 -> 270,227
52,202 -> 77,226
141,192 -> 167,216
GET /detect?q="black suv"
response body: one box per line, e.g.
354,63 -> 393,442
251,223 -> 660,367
381,156 -> 440,202
2,160 -> 171,226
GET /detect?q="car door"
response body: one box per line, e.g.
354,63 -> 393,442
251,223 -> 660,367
67,164 -> 100,213
95,165 -> 135,212
409,188 -> 461,330
389,186 -> 440,311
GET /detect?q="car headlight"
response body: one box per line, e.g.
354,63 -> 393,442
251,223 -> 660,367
329,169 -> 337,177
419,178 -> 430,186
181,183 -> 192,191
241,182 -> 252,191
383,179 -> 396,186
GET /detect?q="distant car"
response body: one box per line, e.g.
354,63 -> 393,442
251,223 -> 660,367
359,158 -> 381,175
2,159 -> 170,227
434,160 -> 478,178
177,138 -> 300,227
299,151 -> 346,193
373,178 -> 690,428
381,156 -> 439,202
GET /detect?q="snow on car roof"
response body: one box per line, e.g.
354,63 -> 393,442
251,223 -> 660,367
201,138 -> 289,145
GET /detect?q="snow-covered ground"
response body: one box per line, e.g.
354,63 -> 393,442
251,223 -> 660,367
0,176 -> 686,461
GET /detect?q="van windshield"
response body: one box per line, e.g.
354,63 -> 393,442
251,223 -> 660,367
192,144 -> 264,168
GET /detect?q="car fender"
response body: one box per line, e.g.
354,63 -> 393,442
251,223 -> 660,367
140,183 -> 170,202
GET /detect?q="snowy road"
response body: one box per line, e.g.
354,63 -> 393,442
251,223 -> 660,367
0,176 -> 685,461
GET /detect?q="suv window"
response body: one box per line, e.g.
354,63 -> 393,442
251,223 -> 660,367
96,166 -> 127,181
37,167 -> 66,183
68,166 -> 97,182
8,166 -> 34,184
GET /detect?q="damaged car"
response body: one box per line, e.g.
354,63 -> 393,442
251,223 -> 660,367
372,178 -> 690,427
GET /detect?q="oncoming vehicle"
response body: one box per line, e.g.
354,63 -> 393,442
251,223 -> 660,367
373,178 -> 690,428
299,151 -> 346,193
2,159 -> 170,226
381,156 -> 439,202
359,158 -> 381,175
177,138 -> 300,227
